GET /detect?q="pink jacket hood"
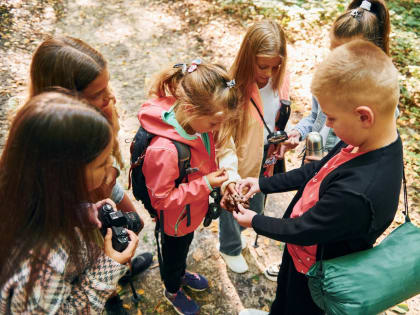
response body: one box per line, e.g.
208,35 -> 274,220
139,97 -> 197,147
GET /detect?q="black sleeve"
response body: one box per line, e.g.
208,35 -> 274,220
259,141 -> 347,194
259,160 -> 320,194
251,182 -> 373,246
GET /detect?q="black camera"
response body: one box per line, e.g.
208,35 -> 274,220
203,188 -> 222,227
98,203 -> 143,252
267,130 -> 288,144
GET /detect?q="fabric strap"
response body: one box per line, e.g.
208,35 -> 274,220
250,97 -> 273,137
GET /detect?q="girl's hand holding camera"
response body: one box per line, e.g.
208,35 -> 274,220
101,199 -> 138,264
206,168 -> 228,188
104,227 -> 139,265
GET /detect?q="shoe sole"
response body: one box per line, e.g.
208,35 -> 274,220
264,270 -> 278,282
183,284 -> 209,292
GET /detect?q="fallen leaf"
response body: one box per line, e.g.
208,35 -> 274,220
390,303 -> 409,314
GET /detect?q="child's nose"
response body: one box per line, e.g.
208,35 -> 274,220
264,68 -> 272,77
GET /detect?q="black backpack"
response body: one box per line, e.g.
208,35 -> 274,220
128,126 -> 191,221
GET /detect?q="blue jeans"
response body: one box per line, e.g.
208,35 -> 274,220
219,191 -> 265,256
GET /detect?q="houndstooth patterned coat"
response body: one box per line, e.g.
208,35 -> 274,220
0,234 -> 128,314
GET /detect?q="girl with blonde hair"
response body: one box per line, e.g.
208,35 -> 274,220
216,20 -> 290,273
139,59 -> 238,315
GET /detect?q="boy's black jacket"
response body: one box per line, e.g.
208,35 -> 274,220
253,136 -> 403,261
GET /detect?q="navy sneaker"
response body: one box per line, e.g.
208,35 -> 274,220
164,289 -> 199,315
182,271 -> 209,291
118,252 -> 153,285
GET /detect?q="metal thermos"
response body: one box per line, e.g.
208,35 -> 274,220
306,132 -> 323,157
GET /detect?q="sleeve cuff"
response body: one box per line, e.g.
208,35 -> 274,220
292,127 -> 305,141
204,176 -> 213,191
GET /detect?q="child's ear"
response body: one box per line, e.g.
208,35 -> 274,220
355,106 -> 374,128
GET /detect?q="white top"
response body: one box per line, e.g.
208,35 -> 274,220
260,81 -> 280,145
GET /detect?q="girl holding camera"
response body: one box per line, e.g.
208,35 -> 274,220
140,60 -> 238,315
216,20 -> 290,274
28,36 -> 153,312
0,92 -> 138,313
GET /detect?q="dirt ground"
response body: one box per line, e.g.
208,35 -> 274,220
0,0 -> 419,314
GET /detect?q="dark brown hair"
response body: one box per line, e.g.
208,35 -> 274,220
333,0 -> 390,55
0,92 -> 112,297
29,36 -> 123,167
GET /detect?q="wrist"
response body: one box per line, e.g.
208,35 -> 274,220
204,176 -> 213,191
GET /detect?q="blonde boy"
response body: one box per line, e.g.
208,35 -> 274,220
234,40 -> 403,315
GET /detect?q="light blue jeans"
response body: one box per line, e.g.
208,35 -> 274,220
219,192 -> 265,256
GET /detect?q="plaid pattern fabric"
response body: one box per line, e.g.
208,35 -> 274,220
0,237 -> 128,314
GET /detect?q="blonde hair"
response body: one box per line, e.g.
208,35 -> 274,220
219,20 -> 287,150
29,36 -> 123,168
149,61 -> 238,140
332,0 -> 390,55
311,40 -> 399,115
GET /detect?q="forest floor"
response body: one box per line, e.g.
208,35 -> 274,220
0,0 -> 419,314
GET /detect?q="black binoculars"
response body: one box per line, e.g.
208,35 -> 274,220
203,188 -> 222,227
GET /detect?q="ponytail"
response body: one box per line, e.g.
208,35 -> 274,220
149,66 -> 184,98
333,0 -> 390,55
149,60 -> 239,135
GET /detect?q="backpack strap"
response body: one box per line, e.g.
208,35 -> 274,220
172,140 -> 192,227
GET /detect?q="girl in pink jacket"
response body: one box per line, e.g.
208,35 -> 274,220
139,60 -> 238,315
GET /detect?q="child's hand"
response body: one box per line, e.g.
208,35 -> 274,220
304,155 -> 322,164
104,228 -> 139,265
232,203 -> 256,228
82,198 -> 117,228
220,183 -> 250,212
283,129 -> 300,150
220,183 -> 237,209
206,168 -> 228,188
235,177 -> 260,200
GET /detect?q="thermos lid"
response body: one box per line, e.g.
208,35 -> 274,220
306,132 -> 323,152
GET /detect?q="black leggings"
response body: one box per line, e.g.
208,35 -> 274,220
159,232 -> 194,293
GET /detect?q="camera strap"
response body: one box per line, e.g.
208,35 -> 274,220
250,98 -> 273,137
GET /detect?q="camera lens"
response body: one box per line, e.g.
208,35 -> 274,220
124,212 -> 143,234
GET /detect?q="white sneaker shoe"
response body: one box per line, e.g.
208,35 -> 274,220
220,252 -> 248,273
241,235 -> 247,249
264,262 -> 280,281
239,309 -> 269,315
